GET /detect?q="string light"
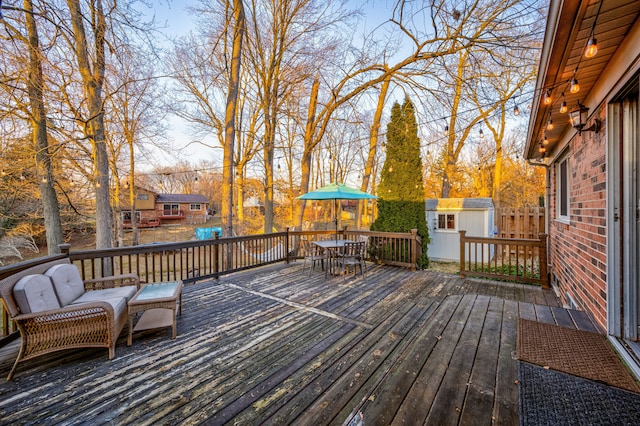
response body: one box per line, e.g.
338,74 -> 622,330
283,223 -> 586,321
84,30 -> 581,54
543,90 -> 552,105
560,93 -> 568,113
547,113 -> 554,130
514,104 -> 520,116
570,78 -> 580,94
479,128 -> 484,139
584,1 -> 602,59
585,37 -> 598,58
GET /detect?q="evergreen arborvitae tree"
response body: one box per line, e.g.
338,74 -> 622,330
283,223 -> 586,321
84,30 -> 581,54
371,97 -> 429,268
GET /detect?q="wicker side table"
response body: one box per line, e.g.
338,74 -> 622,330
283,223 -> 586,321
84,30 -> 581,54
127,281 -> 183,346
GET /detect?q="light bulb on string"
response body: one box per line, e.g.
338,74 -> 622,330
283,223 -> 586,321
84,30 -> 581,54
514,104 -> 520,116
570,78 -> 580,94
585,37 -> 598,58
543,90 -> 552,105
479,129 -> 484,139
560,93 -> 568,114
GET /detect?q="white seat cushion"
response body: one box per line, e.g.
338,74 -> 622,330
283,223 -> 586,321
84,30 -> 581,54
46,264 -> 85,307
13,275 -> 61,314
72,296 -> 127,318
72,286 -> 137,304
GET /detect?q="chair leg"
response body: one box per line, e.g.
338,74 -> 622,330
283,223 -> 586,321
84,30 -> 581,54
7,357 -> 20,381
7,337 -> 28,381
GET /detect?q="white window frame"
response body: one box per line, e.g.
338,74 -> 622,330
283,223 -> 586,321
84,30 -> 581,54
436,212 -> 458,232
190,203 -> 202,211
556,154 -> 570,223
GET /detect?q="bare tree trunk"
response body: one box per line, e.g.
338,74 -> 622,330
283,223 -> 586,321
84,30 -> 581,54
128,141 -> 139,245
296,75 -> 320,228
67,0 -> 112,249
24,0 -> 63,254
222,0 -> 245,239
263,91 -> 278,234
358,73 -> 390,229
236,171 -> 244,222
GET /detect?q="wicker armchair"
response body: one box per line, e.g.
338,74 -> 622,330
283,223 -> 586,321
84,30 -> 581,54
0,258 -> 139,380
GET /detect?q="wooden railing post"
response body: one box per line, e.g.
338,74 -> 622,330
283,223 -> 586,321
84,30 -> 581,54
539,233 -> 549,289
213,234 -> 220,279
58,243 -> 71,257
410,229 -> 418,271
459,230 -> 466,278
285,227 -> 290,263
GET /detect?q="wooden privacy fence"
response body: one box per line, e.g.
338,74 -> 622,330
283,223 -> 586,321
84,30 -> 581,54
496,207 -> 545,239
0,229 -> 421,338
459,230 -> 549,288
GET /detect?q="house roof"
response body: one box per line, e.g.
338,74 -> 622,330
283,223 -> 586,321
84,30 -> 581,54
426,198 -> 494,210
525,0 -> 640,160
156,194 -> 208,203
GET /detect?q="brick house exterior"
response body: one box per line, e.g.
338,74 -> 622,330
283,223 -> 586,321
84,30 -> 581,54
546,106 -> 608,329
526,0 -> 640,376
120,188 -> 209,227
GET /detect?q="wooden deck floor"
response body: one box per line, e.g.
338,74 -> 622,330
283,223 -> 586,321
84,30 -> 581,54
0,263 -> 594,425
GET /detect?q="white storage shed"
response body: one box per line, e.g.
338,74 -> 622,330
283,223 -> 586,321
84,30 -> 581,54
425,198 -> 495,262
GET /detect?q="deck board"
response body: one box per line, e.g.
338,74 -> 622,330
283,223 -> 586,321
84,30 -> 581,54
0,263 -> 589,425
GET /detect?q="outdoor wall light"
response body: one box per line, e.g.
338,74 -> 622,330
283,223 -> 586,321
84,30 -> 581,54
569,103 -> 601,134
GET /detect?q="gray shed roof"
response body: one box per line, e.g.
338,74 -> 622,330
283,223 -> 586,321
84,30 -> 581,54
425,198 -> 494,210
156,194 -> 208,203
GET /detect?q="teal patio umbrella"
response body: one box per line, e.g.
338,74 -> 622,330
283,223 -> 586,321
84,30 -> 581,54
297,182 -> 377,237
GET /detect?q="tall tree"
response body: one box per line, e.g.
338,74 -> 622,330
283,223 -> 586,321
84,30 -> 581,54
0,0 -> 65,253
66,0 -> 112,248
371,98 -> 429,268
222,0 -> 245,238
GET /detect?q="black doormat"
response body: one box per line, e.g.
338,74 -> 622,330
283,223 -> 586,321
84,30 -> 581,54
517,319 -> 640,393
519,362 -> 640,425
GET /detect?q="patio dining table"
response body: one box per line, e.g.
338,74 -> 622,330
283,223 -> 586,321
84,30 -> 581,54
312,240 -> 352,276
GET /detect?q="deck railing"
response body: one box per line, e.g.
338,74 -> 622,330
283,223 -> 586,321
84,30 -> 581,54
459,230 -> 549,288
1,229 -> 421,338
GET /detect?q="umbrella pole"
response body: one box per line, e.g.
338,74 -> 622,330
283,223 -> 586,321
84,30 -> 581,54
335,199 -> 338,241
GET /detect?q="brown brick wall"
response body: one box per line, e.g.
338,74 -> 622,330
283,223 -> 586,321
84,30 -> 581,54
548,106 -> 607,331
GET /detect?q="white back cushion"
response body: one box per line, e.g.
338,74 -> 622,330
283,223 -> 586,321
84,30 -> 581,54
46,264 -> 85,306
13,275 -> 61,314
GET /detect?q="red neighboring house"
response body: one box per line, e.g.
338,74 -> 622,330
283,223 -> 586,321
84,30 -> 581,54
525,0 -> 640,377
121,187 -> 209,228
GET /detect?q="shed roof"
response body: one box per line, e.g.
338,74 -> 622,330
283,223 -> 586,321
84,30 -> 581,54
156,194 -> 208,203
425,198 -> 494,210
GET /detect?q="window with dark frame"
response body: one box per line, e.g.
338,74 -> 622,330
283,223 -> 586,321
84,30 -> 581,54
163,203 -> 180,216
437,213 -> 456,230
558,156 -> 570,221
